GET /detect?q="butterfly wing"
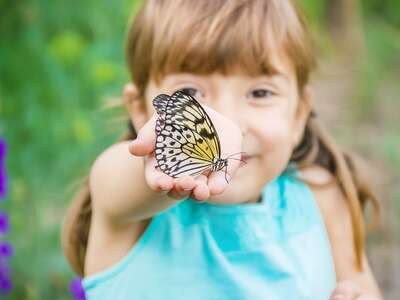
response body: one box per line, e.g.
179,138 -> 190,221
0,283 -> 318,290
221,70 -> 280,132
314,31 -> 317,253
153,91 -> 222,177
167,91 -> 221,159
153,94 -> 169,136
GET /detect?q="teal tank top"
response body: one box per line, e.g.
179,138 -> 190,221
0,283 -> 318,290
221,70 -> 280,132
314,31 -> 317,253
83,166 -> 336,299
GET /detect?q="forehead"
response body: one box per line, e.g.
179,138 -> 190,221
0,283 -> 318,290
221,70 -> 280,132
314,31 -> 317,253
153,49 -> 296,87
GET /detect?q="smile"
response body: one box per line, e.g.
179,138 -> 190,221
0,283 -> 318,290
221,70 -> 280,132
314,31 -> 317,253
239,154 -> 254,167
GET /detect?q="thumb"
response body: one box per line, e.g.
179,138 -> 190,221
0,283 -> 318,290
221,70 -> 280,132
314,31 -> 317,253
207,156 -> 241,195
129,113 -> 157,156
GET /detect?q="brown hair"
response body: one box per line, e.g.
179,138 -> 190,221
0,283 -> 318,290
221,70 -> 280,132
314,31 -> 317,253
62,0 -> 380,276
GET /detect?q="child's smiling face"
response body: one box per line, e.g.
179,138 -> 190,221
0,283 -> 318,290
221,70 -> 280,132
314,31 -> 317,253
142,54 -> 312,204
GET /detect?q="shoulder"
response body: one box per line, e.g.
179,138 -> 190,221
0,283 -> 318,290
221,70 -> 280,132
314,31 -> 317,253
297,164 -> 355,259
297,164 -> 350,224
298,164 -> 356,266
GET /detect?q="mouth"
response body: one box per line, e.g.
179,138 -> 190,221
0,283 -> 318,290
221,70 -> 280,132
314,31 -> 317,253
239,154 -> 254,167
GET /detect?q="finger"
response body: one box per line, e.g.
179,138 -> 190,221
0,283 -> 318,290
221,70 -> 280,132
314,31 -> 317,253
330,281 -> 362,300
123,83 -> 136,101
207,170 -> 228,195
208,159 -> 242,196
207,149 -> 242,195
175,176 -> 196,192
335,281 -> 362,296
145,156 -> 173,192
172,176 -> 196,199
129,113 -> 157,156
151,174 -> 174,193
166,182 -> 192,200
192,175 -> 210,201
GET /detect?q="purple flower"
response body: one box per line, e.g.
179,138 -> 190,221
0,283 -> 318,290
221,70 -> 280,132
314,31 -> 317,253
0,139 -> 11,295
0,273 -> 12,294
0,139 -> 5,162
0,212 -> 9,235
0,242 -> 13,258
0,139 -> 5,158
0,138 -> 6,198
70,277 -> 86,300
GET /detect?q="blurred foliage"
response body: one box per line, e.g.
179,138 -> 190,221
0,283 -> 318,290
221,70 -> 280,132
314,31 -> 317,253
0,0 -> 139,298
0,0 -> 399,299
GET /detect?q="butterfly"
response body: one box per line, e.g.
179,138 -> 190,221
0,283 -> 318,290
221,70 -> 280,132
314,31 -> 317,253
153,91 -> 243,180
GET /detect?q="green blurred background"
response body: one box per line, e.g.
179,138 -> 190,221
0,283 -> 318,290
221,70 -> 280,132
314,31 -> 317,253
0,0 -> 399,299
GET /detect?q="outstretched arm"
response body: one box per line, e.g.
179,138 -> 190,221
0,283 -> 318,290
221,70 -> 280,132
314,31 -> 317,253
90,84 -> 243,226
85,85 -> 242,276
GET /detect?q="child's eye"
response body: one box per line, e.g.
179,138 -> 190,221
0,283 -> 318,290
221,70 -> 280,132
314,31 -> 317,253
177,87 -> 202,99
249,89 -> 274,99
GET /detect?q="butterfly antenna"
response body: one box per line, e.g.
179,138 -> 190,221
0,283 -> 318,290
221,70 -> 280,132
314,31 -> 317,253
225,151 -> 246,159
228,158 -> 247,165
224,164 -> 229,184
225,151 -> 247,165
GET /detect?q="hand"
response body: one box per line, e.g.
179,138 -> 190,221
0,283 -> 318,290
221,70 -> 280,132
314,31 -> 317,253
124,84 -> 243,202
330,281 -> 381,300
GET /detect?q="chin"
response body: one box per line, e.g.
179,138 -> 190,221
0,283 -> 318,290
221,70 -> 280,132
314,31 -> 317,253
207,163 -> 279,205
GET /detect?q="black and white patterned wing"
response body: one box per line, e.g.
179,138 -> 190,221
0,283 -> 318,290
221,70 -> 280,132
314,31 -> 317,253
153,91 -> 221,177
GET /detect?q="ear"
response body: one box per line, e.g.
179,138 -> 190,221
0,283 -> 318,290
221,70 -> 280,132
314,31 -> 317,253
292,85 -> 313,148
124,83 -> 148,132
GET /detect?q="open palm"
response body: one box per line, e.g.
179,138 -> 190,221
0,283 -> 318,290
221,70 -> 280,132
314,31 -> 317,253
127,89 -> 243,201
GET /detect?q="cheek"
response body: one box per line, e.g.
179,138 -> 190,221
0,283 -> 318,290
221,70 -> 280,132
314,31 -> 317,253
252,116 -> 294,175
255,116 -> 292,151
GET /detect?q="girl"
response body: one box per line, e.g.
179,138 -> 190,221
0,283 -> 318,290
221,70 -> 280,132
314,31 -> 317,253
62,0 -> 383,299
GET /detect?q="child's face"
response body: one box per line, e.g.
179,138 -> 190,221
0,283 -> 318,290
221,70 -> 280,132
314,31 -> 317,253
141,55 -> 311,204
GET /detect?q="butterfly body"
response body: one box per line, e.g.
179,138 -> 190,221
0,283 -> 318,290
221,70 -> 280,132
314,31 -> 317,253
153,91 -> 227,178
211,157 -> 228,172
